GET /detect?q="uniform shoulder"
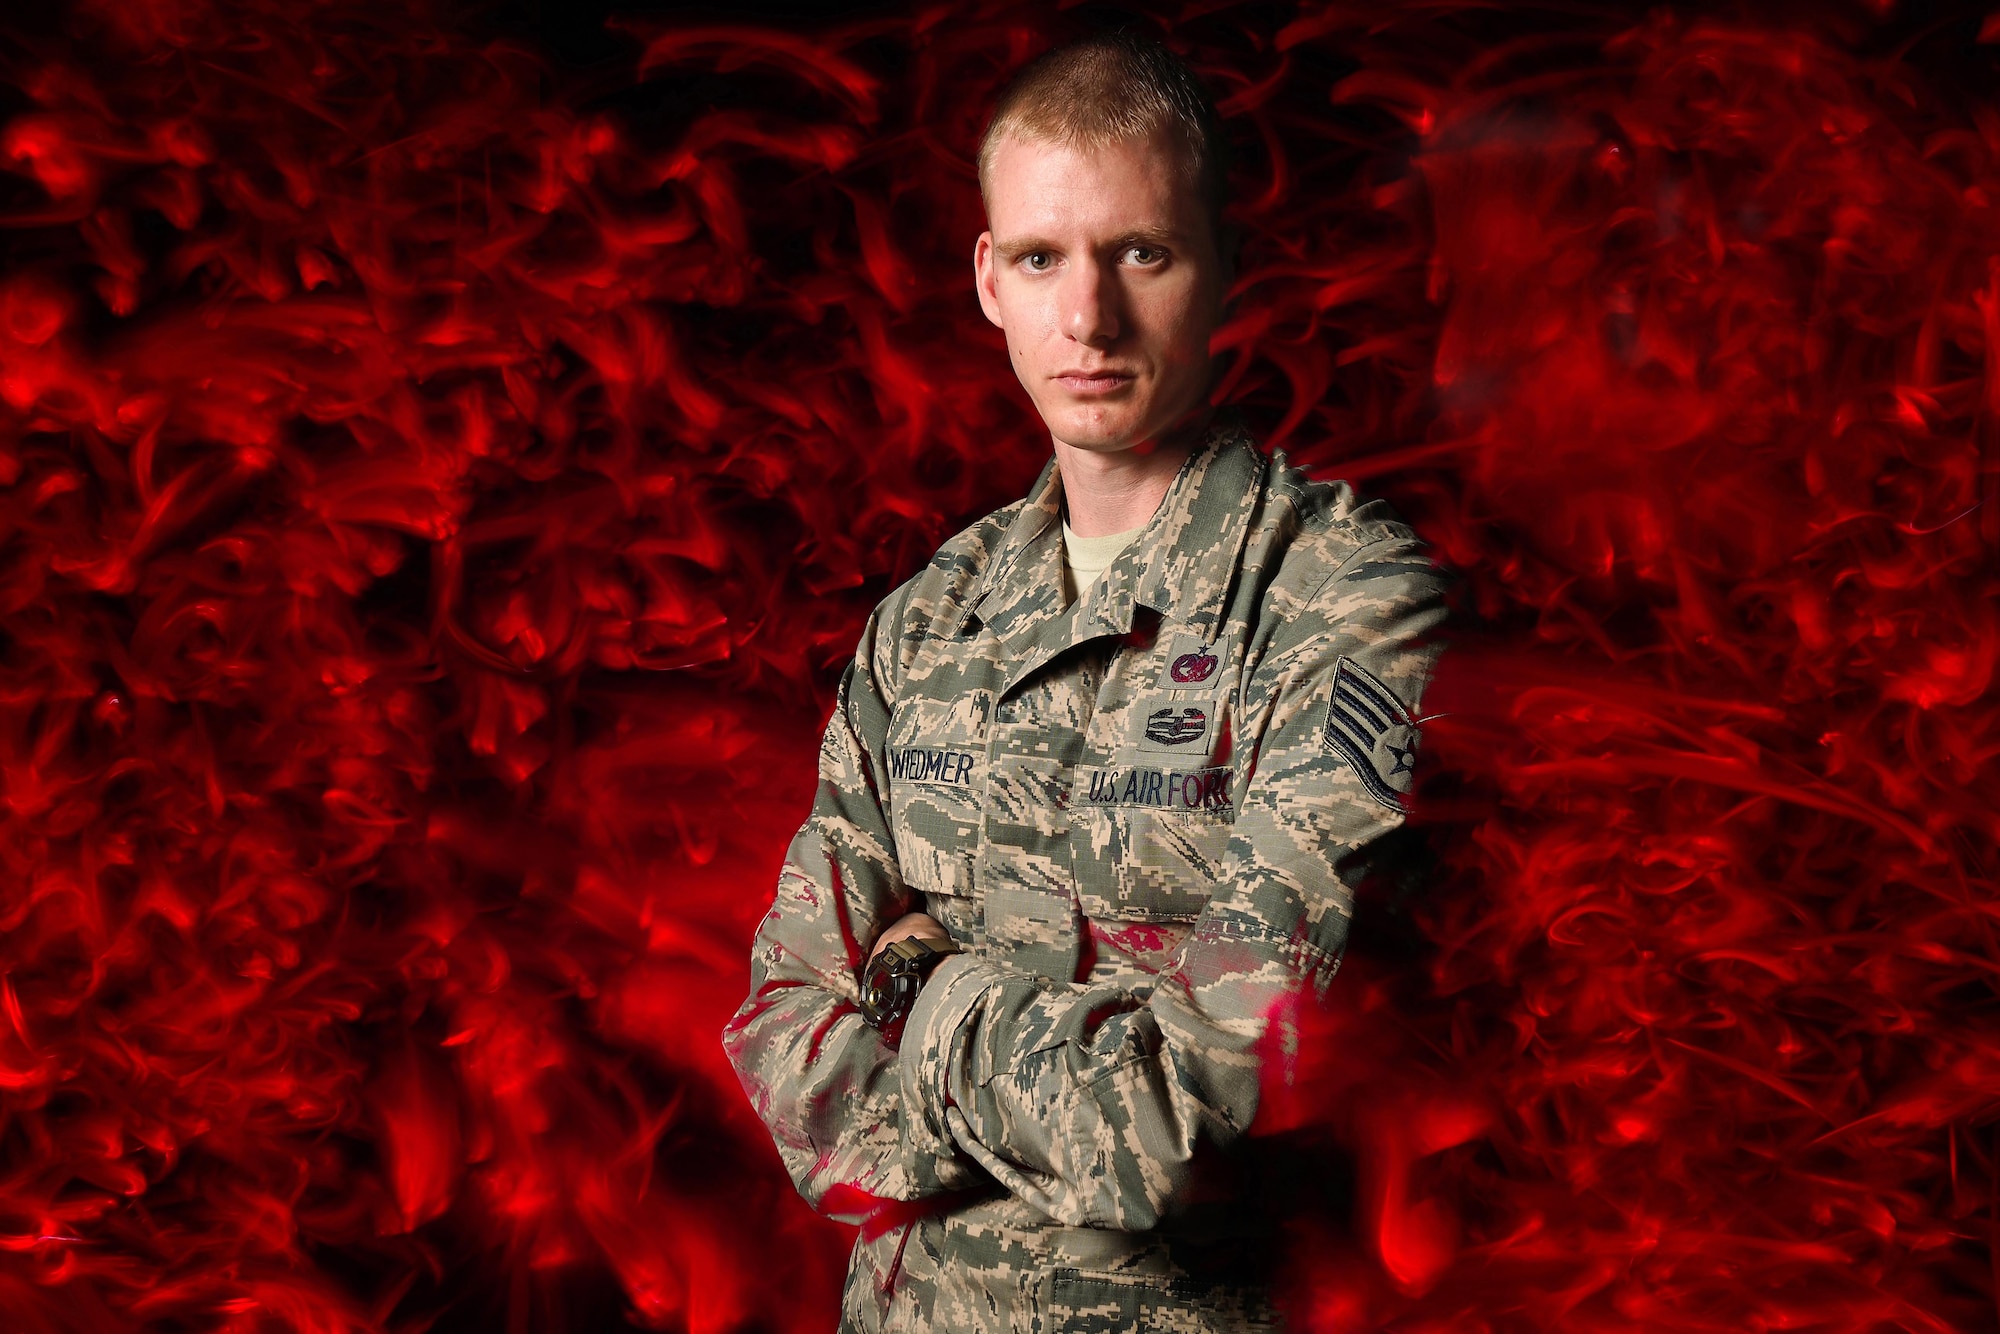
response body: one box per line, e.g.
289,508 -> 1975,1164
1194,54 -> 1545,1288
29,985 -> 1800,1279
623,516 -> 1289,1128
1241,449 -> 1448,683
1260,448 -> 1426,583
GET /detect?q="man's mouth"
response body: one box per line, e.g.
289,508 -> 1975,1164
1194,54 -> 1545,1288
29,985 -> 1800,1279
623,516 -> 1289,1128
1054,370 -> 1135,395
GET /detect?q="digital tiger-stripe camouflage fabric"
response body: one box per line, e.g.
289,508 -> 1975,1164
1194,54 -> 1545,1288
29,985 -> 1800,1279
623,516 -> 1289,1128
724,421 -> 1447,1333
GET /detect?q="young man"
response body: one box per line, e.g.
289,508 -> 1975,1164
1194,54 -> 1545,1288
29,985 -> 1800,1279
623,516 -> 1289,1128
724,33 -> 1445,1333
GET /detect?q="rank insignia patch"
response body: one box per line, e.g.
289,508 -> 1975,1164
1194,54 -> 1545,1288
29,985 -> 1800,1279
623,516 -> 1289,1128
1323,657 -> 1420,812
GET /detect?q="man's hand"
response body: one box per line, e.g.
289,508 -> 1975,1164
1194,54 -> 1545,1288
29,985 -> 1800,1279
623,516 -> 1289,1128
869,911 -> 949,962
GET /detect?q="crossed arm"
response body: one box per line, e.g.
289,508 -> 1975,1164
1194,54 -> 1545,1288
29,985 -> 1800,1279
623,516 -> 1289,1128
722,537 -> 1445,1228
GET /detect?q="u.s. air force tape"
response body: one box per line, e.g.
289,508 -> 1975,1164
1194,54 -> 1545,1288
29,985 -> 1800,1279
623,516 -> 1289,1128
1079,764 -> 1231,812
1323,656 -> 1420,812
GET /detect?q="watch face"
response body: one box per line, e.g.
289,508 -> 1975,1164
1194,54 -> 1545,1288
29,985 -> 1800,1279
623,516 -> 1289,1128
860,936 -> 960,1032
859,953 -> 916,1030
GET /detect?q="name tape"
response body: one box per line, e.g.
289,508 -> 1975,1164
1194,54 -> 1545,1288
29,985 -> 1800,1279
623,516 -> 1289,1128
1081,765 -> 1232,813
887,746 -> 978,787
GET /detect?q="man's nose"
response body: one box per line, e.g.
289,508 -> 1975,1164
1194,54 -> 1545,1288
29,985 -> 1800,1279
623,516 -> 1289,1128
1062,258 -> 1121,346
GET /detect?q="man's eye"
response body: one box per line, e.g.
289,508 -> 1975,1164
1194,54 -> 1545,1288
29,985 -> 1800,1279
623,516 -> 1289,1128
1023,252 -> 1052,272
1127,245 -> 1165,265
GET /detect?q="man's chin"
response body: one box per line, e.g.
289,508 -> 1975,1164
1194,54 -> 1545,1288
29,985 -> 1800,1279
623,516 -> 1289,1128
1049,421 -> 1209,459
1042,392 -> 1213,457
1046,411 -> 1146,454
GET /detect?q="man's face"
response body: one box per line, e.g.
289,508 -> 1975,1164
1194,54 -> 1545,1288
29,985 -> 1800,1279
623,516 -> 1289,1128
975,129 -> 1225,454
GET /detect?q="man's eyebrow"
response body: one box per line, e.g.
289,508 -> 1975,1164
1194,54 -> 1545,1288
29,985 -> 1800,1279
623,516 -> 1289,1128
1108,225 -> 1182,249
992,225 -> 1186,261
992,235 -> 1059,262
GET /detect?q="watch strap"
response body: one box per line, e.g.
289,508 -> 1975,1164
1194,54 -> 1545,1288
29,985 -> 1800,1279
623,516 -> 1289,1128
882,935 -> 962,971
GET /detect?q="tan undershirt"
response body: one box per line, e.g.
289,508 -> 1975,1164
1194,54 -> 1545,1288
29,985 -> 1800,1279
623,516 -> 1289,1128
1060,521 -> 1143,604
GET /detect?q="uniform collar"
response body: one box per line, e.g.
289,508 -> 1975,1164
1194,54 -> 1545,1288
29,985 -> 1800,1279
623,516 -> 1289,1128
957,418 -> 1264,654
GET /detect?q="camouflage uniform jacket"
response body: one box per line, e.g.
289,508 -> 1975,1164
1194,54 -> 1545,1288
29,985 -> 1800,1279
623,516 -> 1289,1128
723,423 -> 1446,1332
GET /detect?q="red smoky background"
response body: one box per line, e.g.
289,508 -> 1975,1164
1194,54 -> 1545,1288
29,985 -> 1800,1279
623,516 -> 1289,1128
0,0 -> 1994,1329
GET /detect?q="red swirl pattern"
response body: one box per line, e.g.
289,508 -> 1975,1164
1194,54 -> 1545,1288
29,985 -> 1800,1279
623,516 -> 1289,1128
0,2 -> 1993,1330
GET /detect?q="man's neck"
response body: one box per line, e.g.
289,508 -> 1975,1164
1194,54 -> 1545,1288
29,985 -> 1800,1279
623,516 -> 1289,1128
1053,416 -> 1208,538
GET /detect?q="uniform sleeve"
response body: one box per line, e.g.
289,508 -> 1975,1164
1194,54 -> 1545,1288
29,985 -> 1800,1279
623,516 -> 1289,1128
721,598 -> 983,1220
897,536 -> 1445,1230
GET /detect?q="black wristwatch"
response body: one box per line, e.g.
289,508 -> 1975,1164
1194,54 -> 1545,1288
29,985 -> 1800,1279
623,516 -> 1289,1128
859,936 -> 963,1034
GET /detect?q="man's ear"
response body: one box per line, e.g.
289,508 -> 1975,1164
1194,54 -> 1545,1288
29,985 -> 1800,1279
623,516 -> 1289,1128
973,231 -> 1004,329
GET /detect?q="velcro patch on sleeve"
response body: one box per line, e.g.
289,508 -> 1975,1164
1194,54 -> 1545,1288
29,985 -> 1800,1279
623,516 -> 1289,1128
1322,657 -> 1420,812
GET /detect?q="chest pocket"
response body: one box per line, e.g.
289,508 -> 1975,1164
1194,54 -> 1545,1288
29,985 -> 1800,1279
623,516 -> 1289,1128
883,693 -> 990,932
1072,691 -> 1237,924
1072,804 -> 1230,922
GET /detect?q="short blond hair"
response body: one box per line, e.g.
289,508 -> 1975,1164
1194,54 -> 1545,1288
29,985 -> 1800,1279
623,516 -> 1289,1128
976,32 -> 1230,236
